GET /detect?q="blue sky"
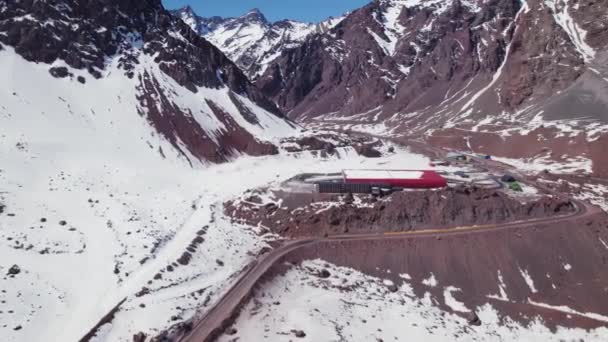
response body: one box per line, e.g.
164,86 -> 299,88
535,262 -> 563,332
162,0 -> 371,22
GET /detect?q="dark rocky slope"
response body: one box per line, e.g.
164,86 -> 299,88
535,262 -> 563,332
258,0 -> 606,121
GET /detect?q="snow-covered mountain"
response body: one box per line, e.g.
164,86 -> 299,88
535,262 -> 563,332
172,6 -> 345,79
0,0 -> 296,165
0,0 -> 300,340
257,0 -> 608,175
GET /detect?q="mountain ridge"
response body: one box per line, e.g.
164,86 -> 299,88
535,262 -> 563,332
0,0 -> 295,165
253,0 -> 608,174
171,6 -> 346,79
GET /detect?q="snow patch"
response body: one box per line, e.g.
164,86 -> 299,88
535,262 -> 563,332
443,286 -> 470,312
422,273 -> 438,287
519,267 -> 538,293
545,0 -> 596,62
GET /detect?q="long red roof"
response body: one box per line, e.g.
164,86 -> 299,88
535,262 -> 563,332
343,169 -> 447,189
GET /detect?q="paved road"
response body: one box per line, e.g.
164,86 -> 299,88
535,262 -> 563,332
181,199 -> 598,342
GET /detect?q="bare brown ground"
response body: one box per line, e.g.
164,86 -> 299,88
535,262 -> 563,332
226,187 -> 575,238
426,128 -> 608,177
275,212 -> 608,330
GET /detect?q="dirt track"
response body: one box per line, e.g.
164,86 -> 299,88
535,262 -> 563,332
179,199 -> 600,342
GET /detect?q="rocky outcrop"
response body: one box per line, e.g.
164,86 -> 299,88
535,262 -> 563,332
226,187 -> 576,238
7,264 -> 21,276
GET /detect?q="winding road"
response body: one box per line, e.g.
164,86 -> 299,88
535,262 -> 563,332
180,199 -> 599,342
79,134 -> 604,342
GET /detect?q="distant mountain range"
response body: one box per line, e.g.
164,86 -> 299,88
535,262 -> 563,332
171,6 -> 344,79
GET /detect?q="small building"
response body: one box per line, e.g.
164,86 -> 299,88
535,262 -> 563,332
316,169 -> 447,194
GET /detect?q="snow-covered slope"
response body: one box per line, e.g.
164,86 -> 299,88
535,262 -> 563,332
172,7 -> 345,78
0,52 -> 436,340
0,0 -> 296,165
221,260 -> 608,341
0,0 -> 295,338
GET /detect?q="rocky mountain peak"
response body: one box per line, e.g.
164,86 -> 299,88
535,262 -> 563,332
177,4 -> 195,14
174,7 -> 345,79
243,8 -> 268,24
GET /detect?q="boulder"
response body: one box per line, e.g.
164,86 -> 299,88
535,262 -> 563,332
177,252 -> 192,266
7,264 -> 21,276
49,66 -> 70,78
133,332 -> 146,342
318,269 -> 331,279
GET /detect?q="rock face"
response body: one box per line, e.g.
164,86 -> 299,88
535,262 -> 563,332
0,0 -> 295,164
171,6 -> 345,79
258,0 -> 607,121
255,0 -> 608,174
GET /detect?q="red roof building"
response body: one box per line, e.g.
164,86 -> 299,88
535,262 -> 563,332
342,169 -> 447,189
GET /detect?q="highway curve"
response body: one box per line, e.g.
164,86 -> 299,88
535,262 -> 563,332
180,199 -> 599,342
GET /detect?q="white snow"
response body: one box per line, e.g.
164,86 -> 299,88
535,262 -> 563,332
399,273 -> 412,280
219,260 -> 608,342
599,238 -> 608,250
443,286 -> 470,312
563,263 -> 572,271
462,0 -> 528,111
190,11 -> 344,78
369,0 -> 407,56
528,299 -> 608,323
519,267 -> 538,293
488,270 -> 510,301
571,182 -> 608,212
545,0 -> 596,62
0,46 -> 435,341
494,155 -> 593,175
